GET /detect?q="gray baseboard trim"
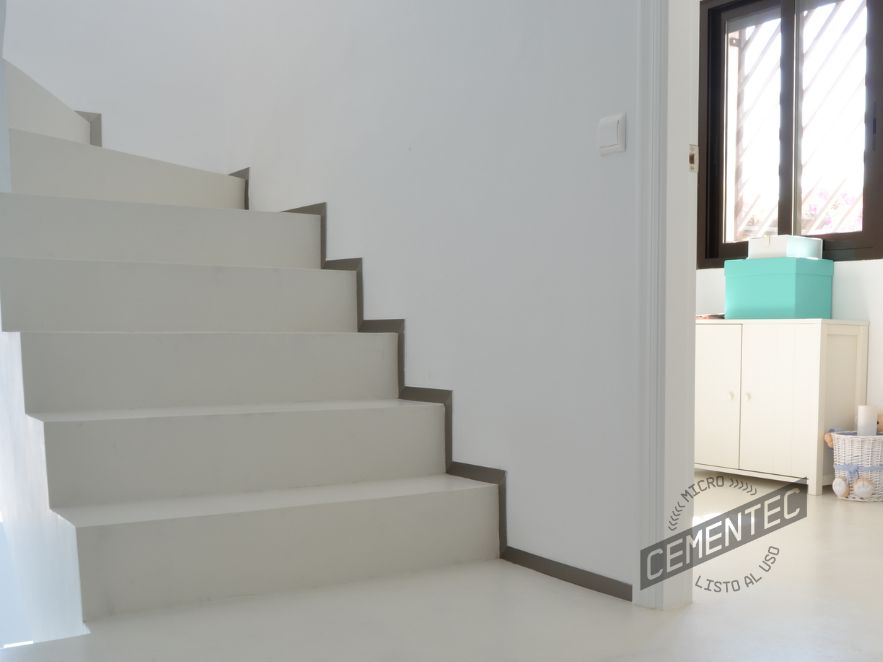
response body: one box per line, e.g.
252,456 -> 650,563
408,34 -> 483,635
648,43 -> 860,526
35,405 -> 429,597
76,111 -> 102,147
283,201 -> 630,598
450,460 -> 507,554
325,257 -> 365,327
229,167 -> 250,210
502,547 -> 633,602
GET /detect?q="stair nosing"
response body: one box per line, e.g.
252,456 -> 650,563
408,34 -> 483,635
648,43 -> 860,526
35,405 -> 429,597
0,190 -> 320,221
34,399 -> 443,423
19,330 -> 394,337
0,254 -> 342,275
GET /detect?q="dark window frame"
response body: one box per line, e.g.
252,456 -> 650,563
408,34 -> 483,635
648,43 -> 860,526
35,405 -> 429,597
698,0 -> 883,268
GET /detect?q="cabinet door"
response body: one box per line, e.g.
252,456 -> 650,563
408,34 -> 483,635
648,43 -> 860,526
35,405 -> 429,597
739,324 -> 819,476
695,324 -> 742,468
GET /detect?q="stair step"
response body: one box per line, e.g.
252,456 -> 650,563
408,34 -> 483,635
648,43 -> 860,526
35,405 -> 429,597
42,399 -> 445,507
0,257 -> 357,332
21,332 -> 399,414
56,476 -> 498,619
0,193 -> 320,269
9,130 -> 245,208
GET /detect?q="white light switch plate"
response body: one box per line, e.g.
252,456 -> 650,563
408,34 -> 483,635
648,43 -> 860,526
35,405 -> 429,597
598,113 -> 626,155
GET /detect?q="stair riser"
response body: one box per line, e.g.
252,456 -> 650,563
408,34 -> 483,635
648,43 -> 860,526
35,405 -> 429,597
0,194 -> 320,269
76,486 -> 499,619
10,130 -> 245,208
0,258 -> 357,332
21,333 -> 399,413
45,404 -> 445,507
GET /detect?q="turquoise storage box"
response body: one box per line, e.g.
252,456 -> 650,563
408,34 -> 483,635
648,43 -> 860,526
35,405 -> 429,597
724,257 -> 833,319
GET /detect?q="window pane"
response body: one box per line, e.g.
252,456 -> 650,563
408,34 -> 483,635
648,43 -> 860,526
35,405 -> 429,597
797,0 -> 867,236
723,11 -> 783,243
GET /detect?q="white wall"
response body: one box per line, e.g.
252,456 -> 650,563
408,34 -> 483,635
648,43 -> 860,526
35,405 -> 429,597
2,0 -> 232,172
0,519 -> 30,646
0,334 -> 86,644
695,268 -> 725,315
220,0 -> 644,583
3,0 -> 650,584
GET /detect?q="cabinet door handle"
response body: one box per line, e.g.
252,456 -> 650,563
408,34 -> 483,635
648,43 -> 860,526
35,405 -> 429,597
728,391 -> 736,401
744,392 -> 752,402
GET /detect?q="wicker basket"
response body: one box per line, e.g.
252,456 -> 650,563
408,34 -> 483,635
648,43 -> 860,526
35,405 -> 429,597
832,433 -> 883,502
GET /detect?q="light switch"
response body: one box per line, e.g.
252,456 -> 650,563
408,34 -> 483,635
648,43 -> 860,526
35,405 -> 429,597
598,113 -> 626,156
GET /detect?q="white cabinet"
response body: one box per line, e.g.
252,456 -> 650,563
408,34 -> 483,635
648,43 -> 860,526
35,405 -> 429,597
695,324 -> 741,468
694,319 -> 868,495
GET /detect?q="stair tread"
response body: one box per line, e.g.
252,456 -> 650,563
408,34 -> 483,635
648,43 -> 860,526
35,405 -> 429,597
20,332 -> 393,345
0,254 -> 338,275
56,476 -> 492,528
22,329 -> 378,335
35,398 -> 440,423
0,190 -> 310,220
0,191 -> 308,221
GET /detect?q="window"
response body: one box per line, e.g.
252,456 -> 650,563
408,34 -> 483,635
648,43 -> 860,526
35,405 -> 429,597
698,0 -> 883,266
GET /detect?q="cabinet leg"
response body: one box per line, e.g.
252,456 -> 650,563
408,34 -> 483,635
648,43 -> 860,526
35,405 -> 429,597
808,476 -> 823,496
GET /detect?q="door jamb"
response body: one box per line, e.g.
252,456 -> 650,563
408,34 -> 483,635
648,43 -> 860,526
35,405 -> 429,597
634,0 -> 697,610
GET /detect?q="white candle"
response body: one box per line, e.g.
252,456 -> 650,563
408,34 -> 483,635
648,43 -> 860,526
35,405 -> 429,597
857,405 -> 878,437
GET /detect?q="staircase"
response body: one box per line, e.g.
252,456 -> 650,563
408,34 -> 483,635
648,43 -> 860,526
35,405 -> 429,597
0,61 -> 498,644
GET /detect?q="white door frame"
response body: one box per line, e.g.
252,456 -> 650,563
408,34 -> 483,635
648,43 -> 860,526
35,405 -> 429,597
634,0 -> 698,610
